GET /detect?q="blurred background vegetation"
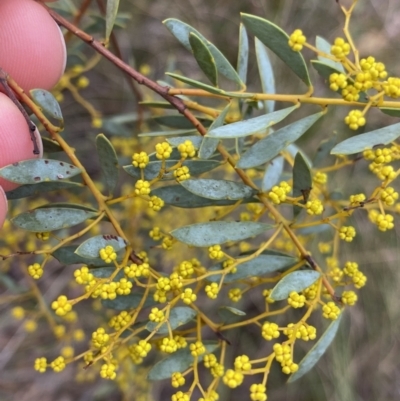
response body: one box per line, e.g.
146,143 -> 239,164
1,0 -> 400,400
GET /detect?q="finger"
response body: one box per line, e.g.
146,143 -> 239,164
0,0 -> 66,92
0,92 -> 43,192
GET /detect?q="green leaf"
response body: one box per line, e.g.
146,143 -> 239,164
255,37 -> 275,113
163,18 -> 244,88
52,245 -> 106,267
237,23 -> 249,84
189,33 -> 218,86
42,138 -> 63,153
181,179 -> 255,200
167,136 -> 203,149
286,144 -> 312,167
165,72 -> 227,96
75,235 -> 127,258
154,114 -> 214,129
5,181 -> 84,200
241,13 -> 311,86
293,152 -> 312,217
124,160 -> 221,181
139,129 -> 197,138
331,121 -> 400,155
237,112 -> 323,169
96,134 -> 119,195
106,0 -> 120,39
310,60 -> 339,81
313,133 -> 337,166
151,185 -> 258,208
288,314 -> 343,383
207,106 -> 297,139
148,341 -> 219,380
269,271 -> 321,301
30,89 -> 63,127
11,207 -> 98,232
0,159 -> 81,185
207,253 -> 297,283
170,221 -> 271,247
146,307 -> 197,334
102,291 -> 159,310
139,101 -> 175,110
297,224 -> 331,236
379,107 -> 400,118
262,156 -> 284,191
199,104 -> 231,159
90,267 -> 124,280
315,36 -> 345,72
218,306 -> 246,324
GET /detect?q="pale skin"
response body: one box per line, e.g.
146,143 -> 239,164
0,0 -> 65,228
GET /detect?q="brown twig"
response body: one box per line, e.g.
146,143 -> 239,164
45,6 -> 203,132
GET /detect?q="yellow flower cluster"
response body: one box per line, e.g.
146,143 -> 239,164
92,327 -> 110,348
349,193 -> 366,205
51,295 -> 72,316
273,343 -> 298,374
344,110 -> 366,130
50,356 -> 66,372
288,29 -> 306,52
284,323 -> 317,341
234,354 -> 252,371
28,262 -> 43,279
205,282 -> 219,299
100,363 -> 117,380
109,310 -> 132,330
305,199 -> 323,215
155,142 -> 172,160
250,383 -> 267,401
129,340 -> 152,363
132,151 -> 149,168
329,73 -> 348,91
189,340 -> 205,356
171,372 -> 185,388
174,166 -> 191,182
369,210 -> 395,232
135,179 -> 151,195
124,262 -> 151,278
208,244 -> 224,260
148,195 -> 164,211
380,187 -> 399,206
74,266 -> 94,284
171,391 -> 190,401
261,321 -> 280,341
181,288 -> 197,304
223,369 -> 244,388
34,357 -> 47,373
268,181 -> 291,204
339,226 -> 356,242
288,291 -> 306,308
330,37 -> 351,60
99,245 -> 117,264
341,290 -> 358,306
228,288 -> 242,302
322,301 -> 341,320
313,171 -> 328,184
178,140 -> 196,158
149,307 -> 165,322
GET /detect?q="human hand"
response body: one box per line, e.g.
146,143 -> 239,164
0,0 -> 66,228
